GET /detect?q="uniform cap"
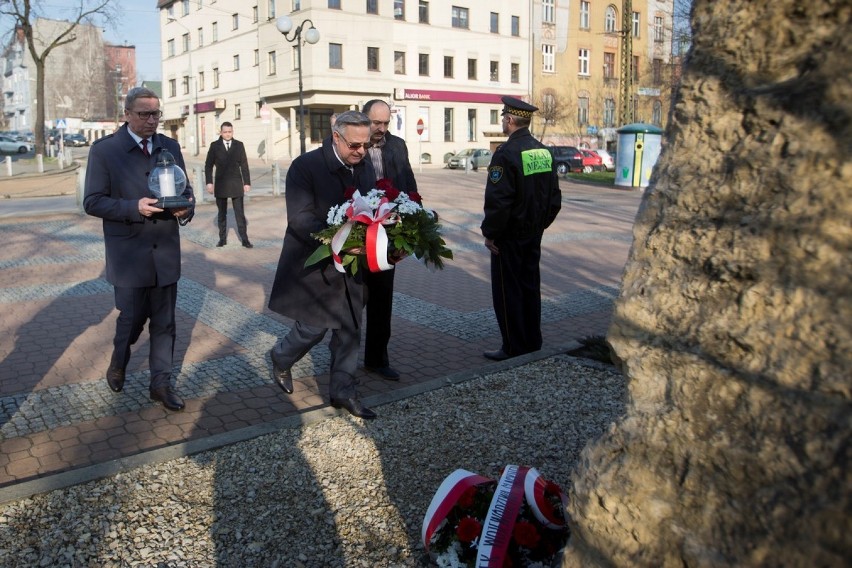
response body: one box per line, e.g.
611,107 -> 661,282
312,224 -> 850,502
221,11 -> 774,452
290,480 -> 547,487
501,96 -> 538,118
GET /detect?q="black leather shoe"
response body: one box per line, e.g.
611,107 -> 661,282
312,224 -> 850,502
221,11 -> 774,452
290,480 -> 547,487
483,349 -> 511,361
242,241 -> 254,248
216,240 -> 226,247
150,386 -> 185,411
270,351 -> 293,394
330,397 -> 377,419
364,365 -> 400,380
106,367 -> 125,392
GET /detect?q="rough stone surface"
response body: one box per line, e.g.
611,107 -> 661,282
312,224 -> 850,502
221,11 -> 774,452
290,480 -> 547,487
562,1 -> 852,566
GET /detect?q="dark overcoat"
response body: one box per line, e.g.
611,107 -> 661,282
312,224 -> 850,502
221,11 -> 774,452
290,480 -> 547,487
376,132 -> 417,193
268,137 -> 377,329
204,138 -> 250,198
83,124 -> 193,288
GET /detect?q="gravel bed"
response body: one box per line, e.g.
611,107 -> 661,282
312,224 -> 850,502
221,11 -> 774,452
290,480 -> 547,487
0,355 -> 626,567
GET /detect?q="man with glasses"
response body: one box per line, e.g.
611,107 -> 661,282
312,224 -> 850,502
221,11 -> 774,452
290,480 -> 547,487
268,110 -> 379,419
359,99 -> 418,381
83,86 -> 194,412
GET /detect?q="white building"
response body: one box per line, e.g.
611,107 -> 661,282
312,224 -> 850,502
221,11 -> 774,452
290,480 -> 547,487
158,0 -> 531,163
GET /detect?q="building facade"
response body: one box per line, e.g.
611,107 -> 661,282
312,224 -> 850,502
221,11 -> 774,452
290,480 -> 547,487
158,0 -> 531,161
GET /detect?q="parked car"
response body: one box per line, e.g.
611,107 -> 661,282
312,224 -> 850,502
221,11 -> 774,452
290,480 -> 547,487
579,149 -> 604,173
0,135 -> 33,154
548,146 -> 584,175
62,133 -> 88,147
593,148 -> 615,171
447,148 -> 492,170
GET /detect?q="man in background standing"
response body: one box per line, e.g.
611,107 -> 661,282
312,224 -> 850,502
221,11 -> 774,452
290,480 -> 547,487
205,122 -> 252,248
360,99 -> 418,380
481,96 -> 562,361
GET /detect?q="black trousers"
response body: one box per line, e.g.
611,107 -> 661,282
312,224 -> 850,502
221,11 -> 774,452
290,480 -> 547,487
111,283 -> 177,389
490,235 -> 543,357
362,268 -> 395,368
216,196 -> 248,242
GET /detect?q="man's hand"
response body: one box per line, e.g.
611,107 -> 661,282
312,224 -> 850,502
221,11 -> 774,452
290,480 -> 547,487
389,249 -> 409,264
205,183 -> 214,194
139,197 -> 164,218
172,197 -> 194,219
244,185 -> 251,194
485,238 -> 499,255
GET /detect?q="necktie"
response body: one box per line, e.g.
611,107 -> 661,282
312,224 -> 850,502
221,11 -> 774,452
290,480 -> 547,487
225,141 -> 230,151
141,139 -> 150,157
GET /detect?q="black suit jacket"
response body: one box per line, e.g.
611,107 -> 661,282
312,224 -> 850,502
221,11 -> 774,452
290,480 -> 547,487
376,132 -> 417,193
204,138 -> 251,198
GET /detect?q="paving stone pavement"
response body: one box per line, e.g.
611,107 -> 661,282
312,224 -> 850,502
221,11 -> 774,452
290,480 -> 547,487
0,161 -> 642,501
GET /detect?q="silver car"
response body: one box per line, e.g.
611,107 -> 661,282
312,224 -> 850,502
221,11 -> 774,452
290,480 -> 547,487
0,135 -> 33,154
447,148 -> 492,170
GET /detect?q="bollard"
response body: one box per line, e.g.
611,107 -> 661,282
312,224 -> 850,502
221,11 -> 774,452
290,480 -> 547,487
193,166 -> 204,204
272,163 -> 281,196
5,156 -> 11,177
465,157 -> 471,175
58,152 -> 65,170
77,166 -> 86,214
36,154 -> 44,173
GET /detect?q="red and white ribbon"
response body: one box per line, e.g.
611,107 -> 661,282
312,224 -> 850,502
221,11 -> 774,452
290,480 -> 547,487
475,465 -> 529,567
421,469 -> 492,552
524,468 -> 568,529
330,191 -> 397,273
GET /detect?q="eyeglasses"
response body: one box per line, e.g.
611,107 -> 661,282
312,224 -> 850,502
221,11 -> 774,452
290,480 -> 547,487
336,131 -> 371,151
128,110 -> 163,120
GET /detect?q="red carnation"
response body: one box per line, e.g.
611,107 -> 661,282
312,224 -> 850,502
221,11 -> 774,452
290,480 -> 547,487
408,190 -> 423,204
375,178 -> 400,200
343,186 -> 356,200
456,516 -> 482,543
457,486 -> 477,509
512,521 -> 541,548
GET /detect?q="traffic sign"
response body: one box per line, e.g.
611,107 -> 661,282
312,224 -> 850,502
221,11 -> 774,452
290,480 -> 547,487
55,119 -> 67,130
416,119 -> 424,136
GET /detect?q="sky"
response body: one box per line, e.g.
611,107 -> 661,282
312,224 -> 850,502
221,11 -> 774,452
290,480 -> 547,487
101,2 -> 162,83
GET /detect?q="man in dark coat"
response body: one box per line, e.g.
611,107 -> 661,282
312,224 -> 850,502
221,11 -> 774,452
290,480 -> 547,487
204,121 -> 252,247
481,96 -> 562,361
83,86 -> 194,411
360,99 -> 419,380
268,110 -> 378,419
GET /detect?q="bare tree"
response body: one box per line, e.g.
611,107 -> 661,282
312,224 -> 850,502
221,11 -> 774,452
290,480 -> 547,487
532,89 -> 574,141
0,0 -> 117,154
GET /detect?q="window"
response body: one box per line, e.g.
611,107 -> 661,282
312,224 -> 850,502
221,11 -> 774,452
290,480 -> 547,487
234,103 -> 241,120
329,43 -> 343,69
490,60 -> 498,81
542,44 -> 554,73
182,0 -> 190,16
212,22 -> 218,42
268,51 -> 277,75
167,38 -> 175,57
490,109 -> 499,124
490,12 -> 499,33
603,98 -> 615,127
367,0 -> 378,14
233,54 -> 240,71
580,1 -> 590,29
232,13 -> 239,30
311,108 -> 334,141
654,16 -> 664,42
511,62 -> 519,83
269,0 -> 277,18
653,58 -> 662,84
198,71 -> 205,91
579,48 -> 590,76
605,6 -> 617,32
182,33 -> 190,52
394,51 -> 406,74
511,15 -> 520,36
419,53 -> 429,75
293,0 -> 300,8
368,47 -> 380,71
329,0 -> 341,8
467,109 -> 476,141
604,52 -> 615,79
167,5 -> 174,18
542,92 -> 555,118
452,6 -> 469,29
196,0 -> 202,9
444,107 -> 453,142
394,0 -> 405,19
632,12 -> 640,37
213,67 -> 220,88
254,49 -> 260,66
542,0 -> 554,24
633,55 -> 640,81
256,101 -> 263,118
252,5 -> 258,22
182,75 -> 190,95
168,78 -> 176,97
467,58 -> 477,80
198,27 -> 204,47
578,97 -> 589,125
652,100 -> 662,125
419,1 -> 429,23
443,56 -> 454,78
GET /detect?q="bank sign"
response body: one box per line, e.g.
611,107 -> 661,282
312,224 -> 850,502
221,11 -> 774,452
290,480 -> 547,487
394,88 -> 504,104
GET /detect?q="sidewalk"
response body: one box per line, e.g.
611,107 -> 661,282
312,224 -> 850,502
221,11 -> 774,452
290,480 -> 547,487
0,164 -> 642,503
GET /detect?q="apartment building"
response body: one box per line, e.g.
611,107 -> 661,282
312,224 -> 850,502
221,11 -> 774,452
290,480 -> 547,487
158,0 -> 531,162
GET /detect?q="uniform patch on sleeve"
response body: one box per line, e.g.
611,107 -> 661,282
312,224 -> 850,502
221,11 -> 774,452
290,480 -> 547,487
488,166 -> 504,184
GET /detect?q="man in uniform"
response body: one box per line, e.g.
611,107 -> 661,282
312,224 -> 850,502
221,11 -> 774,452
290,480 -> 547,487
481,96 -> 562,361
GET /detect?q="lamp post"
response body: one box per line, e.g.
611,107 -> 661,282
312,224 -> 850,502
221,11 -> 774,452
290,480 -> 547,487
168,18 -> 200,156
275,15 -> 320,155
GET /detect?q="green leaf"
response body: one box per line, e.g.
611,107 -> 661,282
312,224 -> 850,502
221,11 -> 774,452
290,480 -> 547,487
304,245 -> 332,268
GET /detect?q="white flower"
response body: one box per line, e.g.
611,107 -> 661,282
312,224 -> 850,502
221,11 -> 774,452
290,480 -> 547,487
434,540 -> 465,568
327,203 -> 347,226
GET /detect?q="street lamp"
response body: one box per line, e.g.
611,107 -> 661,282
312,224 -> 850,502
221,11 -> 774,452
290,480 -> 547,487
168,18 -> 200,156
275,15 -> 320,155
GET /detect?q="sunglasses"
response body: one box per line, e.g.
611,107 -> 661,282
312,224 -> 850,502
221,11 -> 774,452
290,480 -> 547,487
128,110 -> 164,120
337,131 -> 371,151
